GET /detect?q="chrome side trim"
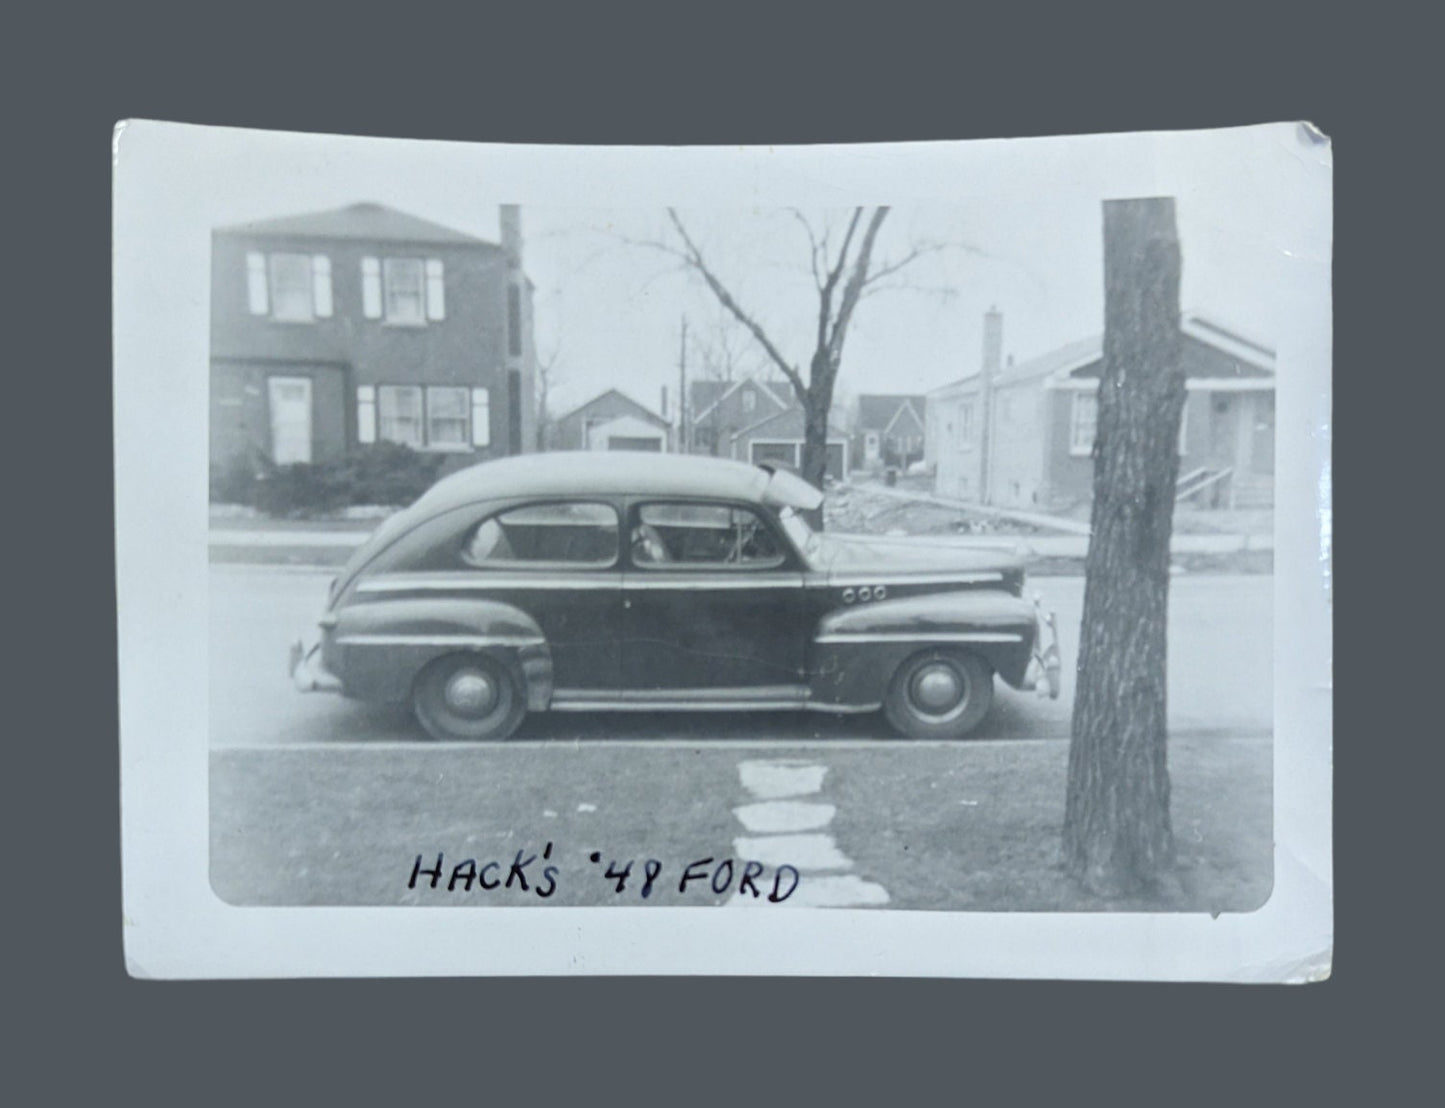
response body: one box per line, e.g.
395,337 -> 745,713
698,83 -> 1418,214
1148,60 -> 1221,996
356,573 -> 803,593
815,631 -> 1025,645
336,633 -> 547,648
826,572 -> 1005,587
621,576 -> 802,591
546,686 -> 880,714
357,575 -> 617,593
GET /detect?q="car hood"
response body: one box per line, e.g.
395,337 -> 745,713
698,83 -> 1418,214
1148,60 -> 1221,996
811,532 -> 1026,580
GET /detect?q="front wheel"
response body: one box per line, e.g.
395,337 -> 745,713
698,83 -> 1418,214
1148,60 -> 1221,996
412,653 -> 525,742
883,650 -> 994,738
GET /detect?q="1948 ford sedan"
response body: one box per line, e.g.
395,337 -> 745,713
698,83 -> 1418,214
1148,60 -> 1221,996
290,452 -> 1061,741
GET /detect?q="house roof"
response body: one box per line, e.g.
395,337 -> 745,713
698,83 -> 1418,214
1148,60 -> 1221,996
730,405 -> 849,441
857,394 -> 928,432
215,202 -> 494,247
927,313 -> 1274,397
691,377 -> 791,423
556,388 -> 670,429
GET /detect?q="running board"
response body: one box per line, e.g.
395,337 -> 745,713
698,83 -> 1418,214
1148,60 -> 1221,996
549,687 -> 878,714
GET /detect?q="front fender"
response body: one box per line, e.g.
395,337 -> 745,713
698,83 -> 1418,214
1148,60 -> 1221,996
325,597 -> 552,709
811,590 -> 1038,705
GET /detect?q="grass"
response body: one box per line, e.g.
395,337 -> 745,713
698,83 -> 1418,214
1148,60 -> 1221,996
210,734 -> 1270,913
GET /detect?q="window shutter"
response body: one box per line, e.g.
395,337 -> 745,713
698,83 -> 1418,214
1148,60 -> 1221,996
471,388 -> 491,447
361,257 -> 382,319
246,252 -> 268,314
357,386 -> 376,444
425,258 -> 445,320
312,255 -> 333,318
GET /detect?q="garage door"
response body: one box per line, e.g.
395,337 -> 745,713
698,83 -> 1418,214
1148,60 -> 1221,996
608,435 -> 663,451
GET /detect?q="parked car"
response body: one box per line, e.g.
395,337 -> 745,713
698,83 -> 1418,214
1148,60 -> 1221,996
290,452 -> 1061,741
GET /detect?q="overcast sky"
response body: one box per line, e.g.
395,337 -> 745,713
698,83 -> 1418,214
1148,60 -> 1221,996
173,121 -> 1329,415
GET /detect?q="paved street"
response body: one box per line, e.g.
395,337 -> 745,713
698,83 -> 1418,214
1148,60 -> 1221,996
209,565 -> 1273,911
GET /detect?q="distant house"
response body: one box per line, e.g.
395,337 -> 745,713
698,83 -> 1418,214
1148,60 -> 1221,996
551,388 -> 672,452
854,394 -> 928,471
210,202 -> 537,480
927,311 -> 1276,510
688,377 -> 791,456
728,406 -> 850,482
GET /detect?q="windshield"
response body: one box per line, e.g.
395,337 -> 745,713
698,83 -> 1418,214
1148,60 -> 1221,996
777,506 -> 822,568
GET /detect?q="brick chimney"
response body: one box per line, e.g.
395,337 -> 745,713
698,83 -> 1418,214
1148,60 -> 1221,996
499,205 -> 522,268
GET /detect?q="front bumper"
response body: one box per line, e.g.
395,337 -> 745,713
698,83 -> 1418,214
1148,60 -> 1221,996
289,637 -> 342,694
1021,596 -> 1062,699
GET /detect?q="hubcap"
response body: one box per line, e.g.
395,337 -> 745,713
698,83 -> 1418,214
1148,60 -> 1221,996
912,663 -> 964,714
444,670 -> 497,715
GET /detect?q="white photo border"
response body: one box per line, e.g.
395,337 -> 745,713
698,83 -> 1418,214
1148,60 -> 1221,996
115,120 -> 1332,981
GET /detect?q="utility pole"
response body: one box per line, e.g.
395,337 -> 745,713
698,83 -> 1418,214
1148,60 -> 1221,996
978,306 -> 1002,505
677,316 -> 689,453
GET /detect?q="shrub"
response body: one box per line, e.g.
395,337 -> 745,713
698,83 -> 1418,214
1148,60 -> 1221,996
210,449 -> 264,505
247,443 -> 448,518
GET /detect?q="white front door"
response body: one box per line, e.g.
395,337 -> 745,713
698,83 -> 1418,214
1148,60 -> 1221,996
268,376 -> 313,464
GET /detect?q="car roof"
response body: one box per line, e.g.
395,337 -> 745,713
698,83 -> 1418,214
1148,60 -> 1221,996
411,451 -> 823,516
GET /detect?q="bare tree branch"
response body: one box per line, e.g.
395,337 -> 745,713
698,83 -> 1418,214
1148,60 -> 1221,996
788,208 -> 825,292
826,206 -> 891,367
666,208 -> 806,399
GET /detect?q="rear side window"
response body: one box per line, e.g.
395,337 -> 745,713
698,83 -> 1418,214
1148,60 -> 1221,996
462,502 -> 619,568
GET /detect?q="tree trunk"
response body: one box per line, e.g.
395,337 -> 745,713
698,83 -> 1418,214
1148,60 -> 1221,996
798,352 -> 836,527
1062,198 -> 1185,897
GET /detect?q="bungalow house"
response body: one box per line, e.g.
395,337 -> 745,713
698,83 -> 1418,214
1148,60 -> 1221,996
728,405 -> 850,482
854,394 -> 928,472
927,311 -> 1275,510
688,377 -> 791,456
210,202 -> 537,482
550,388 -> 672,452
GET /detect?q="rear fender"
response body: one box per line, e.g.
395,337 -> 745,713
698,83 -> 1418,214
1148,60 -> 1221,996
326,597 -> 552,709
810,590 -> 1038,706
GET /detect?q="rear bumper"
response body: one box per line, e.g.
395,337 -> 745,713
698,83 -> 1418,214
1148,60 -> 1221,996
289,637 -> 342,694
1020,597 -> 1062,699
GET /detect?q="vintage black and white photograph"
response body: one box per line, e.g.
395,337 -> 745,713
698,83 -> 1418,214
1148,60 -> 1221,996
115,121 -> 1332,979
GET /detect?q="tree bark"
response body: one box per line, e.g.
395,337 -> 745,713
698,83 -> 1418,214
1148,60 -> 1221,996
1062,198 -> 1185,896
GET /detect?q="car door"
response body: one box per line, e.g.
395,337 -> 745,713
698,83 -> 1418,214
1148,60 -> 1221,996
621,499 -> 806,693
455,499 -> 624,690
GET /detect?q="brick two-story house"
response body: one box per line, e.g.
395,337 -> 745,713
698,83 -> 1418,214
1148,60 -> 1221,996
210,202 -> 537,482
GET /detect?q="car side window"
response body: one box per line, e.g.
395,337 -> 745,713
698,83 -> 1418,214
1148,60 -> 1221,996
633,502 -> 784,568
461,502 -> 619,568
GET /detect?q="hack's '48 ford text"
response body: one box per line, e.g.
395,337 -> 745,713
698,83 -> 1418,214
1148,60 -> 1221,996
290,452 -> 1062,741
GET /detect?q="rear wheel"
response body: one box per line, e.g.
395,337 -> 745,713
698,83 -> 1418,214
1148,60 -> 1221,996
883,650 -> 994,738
412,653 -> 525,742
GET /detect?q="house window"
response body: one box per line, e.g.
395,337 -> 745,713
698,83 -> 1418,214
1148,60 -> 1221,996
384,259 -> 425,323
362,257 -> 444,324
742,388 -> 757,413
378,386 -> 424,447
1070,392 -> 1098,455
374,384 -> 489,450
957,401 -> 975,447
507,284 -> 523,357
247,252 -> 332,321
426,386 -> 470,448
